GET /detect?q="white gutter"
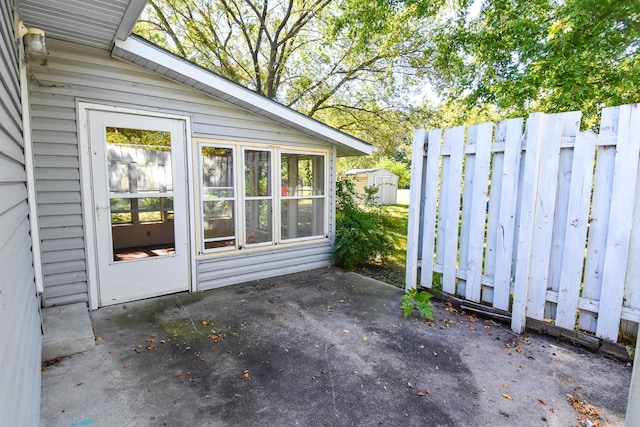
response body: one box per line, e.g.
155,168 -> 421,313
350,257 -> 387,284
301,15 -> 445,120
16,12 -> 44,295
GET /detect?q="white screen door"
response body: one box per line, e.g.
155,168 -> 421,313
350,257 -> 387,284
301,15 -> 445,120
88,110 -> 190,306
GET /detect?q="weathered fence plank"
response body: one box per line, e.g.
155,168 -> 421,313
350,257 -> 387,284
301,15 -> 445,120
491,118 -> 524,311
418,129 -> 442,288
527,111 -> 581,321
555,130 -> 597,330
405,129 -> 426,290
597,104 -> 640,341
441,126 -> 465,295
511,113 -> 546,333
463,123 -> 492,302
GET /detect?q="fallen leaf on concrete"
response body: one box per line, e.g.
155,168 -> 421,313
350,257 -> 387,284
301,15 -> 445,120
209,333 -> 226,343
176,374 -> 184,379
538,398 -> 546,405
502,393 -> 513,400
201,320 -> 210,325
95,337 -> 104,341
416,391 -> 425,396
241,370 -> 250,380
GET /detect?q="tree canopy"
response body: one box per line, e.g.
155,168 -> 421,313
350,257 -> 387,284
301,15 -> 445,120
431,0 -> 640,127
135,0 -> 639,172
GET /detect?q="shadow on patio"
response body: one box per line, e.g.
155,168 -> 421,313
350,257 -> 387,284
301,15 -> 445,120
41,268 -> 630,426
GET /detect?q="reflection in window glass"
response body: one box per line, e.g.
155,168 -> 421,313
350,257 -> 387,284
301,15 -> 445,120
280,153 -> 325,241
244,150 -> 272,246
201,146 -> 236,251
105,127 -> 175,261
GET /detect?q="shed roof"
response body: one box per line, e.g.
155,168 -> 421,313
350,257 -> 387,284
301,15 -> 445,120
16,0 -> 374,157
343,168 -> 397,177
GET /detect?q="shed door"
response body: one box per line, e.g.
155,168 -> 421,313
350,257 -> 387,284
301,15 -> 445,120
374,175 -> 392,204
88,111 -> 190,306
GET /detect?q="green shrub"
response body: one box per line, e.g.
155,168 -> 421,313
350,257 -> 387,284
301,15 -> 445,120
333,178 -> 395,271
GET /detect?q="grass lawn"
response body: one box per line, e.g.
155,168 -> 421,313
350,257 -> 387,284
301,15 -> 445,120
354,204 -> 408,288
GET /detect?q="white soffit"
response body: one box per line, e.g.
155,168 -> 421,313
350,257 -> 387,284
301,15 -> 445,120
112,36 -> 374,157
17,0 -> 147,49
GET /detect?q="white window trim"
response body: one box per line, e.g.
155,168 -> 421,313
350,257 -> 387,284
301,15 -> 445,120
242,147 -> 275,249
198,143 -> 238,254
278,150 -> 329,244
195,140 -> 330,257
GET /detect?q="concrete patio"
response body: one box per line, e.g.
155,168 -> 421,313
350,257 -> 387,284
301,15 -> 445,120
41,268 -> 631,426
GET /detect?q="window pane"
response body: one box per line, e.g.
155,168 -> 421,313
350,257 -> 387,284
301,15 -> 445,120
280,198 -> 324,240
245,150 -> 271,196
106,127 -> 175,261
245,200 -> 272,244
281,153 -> 324,196
202,147 -> 234,198
201,146 -> 236,251
204,201 -> 235,239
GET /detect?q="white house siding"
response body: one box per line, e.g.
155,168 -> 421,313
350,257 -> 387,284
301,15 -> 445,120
0,1 -> 42,425
29,40 -> 338,307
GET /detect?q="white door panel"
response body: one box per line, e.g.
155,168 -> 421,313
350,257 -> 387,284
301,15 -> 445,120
88,111 -> 189,305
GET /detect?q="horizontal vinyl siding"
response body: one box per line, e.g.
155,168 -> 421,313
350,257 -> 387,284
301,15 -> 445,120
29,40 -> 338,307
0,1 -> 41,425
198,241 -> 334,290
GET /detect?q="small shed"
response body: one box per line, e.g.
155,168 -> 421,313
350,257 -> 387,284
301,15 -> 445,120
343,168 -> 399,205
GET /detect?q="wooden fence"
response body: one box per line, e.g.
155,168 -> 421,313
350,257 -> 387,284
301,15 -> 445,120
406,104 -> 640,343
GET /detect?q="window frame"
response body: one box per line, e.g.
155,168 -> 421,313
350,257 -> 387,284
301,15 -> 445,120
278,150 -> 328,244
195,139 -> 329,256
242,147 -> 275,248
198,143 -> 238,254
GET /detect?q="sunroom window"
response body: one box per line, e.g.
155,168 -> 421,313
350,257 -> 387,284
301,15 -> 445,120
200,146 -> 236,250
244,149 -> 273,246
280,152 -> 325,241
197,142 -> 327,254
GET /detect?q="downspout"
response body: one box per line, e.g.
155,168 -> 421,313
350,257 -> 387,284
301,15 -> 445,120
15,11 -> 44,295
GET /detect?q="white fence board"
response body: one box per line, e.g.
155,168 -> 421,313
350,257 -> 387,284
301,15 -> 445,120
463,123 -> 492,302
407,104 -> 640,344
419,129 -> 442,288
441,126 -> 465,295
492,118 -> 523,310
555,131 -> 597,330
597,105 -> 640,340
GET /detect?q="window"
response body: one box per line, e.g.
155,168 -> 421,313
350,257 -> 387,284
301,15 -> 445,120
243,149 -> 273,246
197,142 -> 327,254
200,146 -> 236,250
280,152 -> 325,241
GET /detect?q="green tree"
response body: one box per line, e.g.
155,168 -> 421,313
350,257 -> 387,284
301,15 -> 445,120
135,0 -> 444,140
431,0 -> 640,127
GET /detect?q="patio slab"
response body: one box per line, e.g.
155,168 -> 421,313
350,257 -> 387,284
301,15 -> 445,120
41,268 -> 631,426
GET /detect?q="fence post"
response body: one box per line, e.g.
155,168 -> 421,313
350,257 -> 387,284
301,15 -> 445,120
511,113 -> 546,333
406,129 -> 427,290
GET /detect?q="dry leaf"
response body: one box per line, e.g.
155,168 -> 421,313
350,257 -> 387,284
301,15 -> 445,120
95,337 -> 104,341
502,393 -> 513,400
241,370 -> 250,380
176,374 -> 184,379
201,320 -> 210,325
122,364 -> 128,369
416,391 -> 425,396
538,398 -> 546,405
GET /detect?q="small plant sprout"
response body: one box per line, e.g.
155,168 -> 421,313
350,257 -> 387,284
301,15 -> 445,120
402,288 -> 434,320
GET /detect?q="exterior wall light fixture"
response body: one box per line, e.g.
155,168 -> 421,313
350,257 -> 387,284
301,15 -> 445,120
17,20 -> 47,56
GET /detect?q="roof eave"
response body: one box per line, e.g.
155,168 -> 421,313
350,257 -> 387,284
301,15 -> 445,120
111,37 -> 374,157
